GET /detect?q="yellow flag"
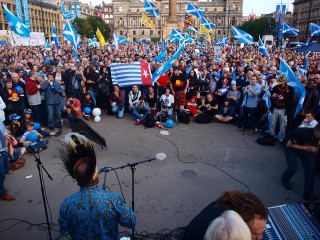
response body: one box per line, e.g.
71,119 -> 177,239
207,33 -> 211,43
141,13 -> 155,30
199,25 -> 213,34
96,28 -> 106,47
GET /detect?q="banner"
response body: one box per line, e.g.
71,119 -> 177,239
279,4 -> 286,41
275,5 -> 281,21
22,0 -> 30,27
141,13 -> 155,29
71,4 -> 75,15
76,3 -> 81,18
15,0 -> 23,22
0,30 -> 45,46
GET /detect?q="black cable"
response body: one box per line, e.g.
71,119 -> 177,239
109,167 -> 126,201
155,128 -> 251,192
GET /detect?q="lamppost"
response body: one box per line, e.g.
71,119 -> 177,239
40,0 -> 45,37
305,0 -> 313,40
227,4 -> 236,38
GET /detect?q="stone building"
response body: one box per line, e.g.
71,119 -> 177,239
95,1 -> 114,30
112,0 -> 243,41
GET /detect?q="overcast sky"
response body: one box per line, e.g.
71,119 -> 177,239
83,0 -> 294,17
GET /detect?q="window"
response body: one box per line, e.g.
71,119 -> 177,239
133,31 -> 136,35
120,31 -> 123,35
142,30 -> 145,35
218,30 -> 221,34
150,30 -> 153,35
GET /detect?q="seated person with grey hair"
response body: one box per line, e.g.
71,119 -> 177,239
204,210 -> 251,240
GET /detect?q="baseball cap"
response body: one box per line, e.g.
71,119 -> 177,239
23,109 -> 33,114
9,114 -> 21,121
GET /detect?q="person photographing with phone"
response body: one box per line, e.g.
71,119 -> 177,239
66,94 -> 82,129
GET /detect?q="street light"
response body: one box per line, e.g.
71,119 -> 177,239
305,0 -> 313,40
227,4 -> 236,37
40,0 -> 45,37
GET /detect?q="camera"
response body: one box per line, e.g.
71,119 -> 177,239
70,100 -> 74,105
245,80 -> 250,86
277,95 -> 282,99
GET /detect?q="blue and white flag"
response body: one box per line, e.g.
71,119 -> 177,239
169,34 -> 180,43
201,17 -> 215,31
310,23 -> 320,37
231,69 -> 236,85
22,0 -> 30,27
232,26 -> 253,44
258,38 -> 270,58
282,22 -> 299,36
135,46 -> 139,55
88,36 -> 99,47
61,3 -> 75,20
161,40 -> 166,51
222,35 -> 228,45
146,45 -> 150,55
3,4 -> 30,37
113,33 -> 118,49
52,22 -> 59,50
76,3 -> 81,18
170,28 -> 186,43
214,38 -> 223,46
118,35 -> 130,44
280,58 -> 305,116
214,58 -> 222,63
152,41 -> 185,83
303,55 -> 309,71
186,2 -> 205,19
63,20 -> 80,49
144,0 -> 160,17
45,40 -> 50,51
72,48 -> 80,62
15,0 -> 23,22
154,51 -> 166,62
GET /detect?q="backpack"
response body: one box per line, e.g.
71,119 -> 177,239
144,113 -> 156,128
256,134 -> 276,146
179,110 -> 190,124
195,113 -> 212,124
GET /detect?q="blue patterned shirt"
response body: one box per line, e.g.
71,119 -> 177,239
59,185 -> 136,240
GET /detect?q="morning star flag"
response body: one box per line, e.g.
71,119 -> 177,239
232,26 -> 253,44
88,36 -> 99,47
311,23 -> 320,37
258,38 -> 270,58
282,22 -> 299,36
144,0 -> 160,17
63,20 -> 80,49
3,4 -> 30,37
152,41 -> 186,83
52,22 -> 59,50
186,2 -> 205,19
61,3 -> 75,20
201,17 -> 215,32
96,28 -> 106,47
280,58 -> 306,116
110,62 -> 152,87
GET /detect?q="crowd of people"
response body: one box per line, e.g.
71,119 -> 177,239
0,40 -> 319,238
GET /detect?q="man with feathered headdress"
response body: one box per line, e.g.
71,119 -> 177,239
58,133 -> 136,239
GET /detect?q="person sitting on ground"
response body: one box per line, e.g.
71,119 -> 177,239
186,96 -> 198,116
133,96 -> 150,125
8,114 -> 23,138
66,94 -> 83,129
159,87 -> 174,116
6,128 -> 26,168
81,92 -> 95,120
299,111 -> 318,128
109,84 -> 125,119
183,191 -> 268,240
19,122 -> 48,152
128,85 -> 141,111
215,99 -> 234,123
204,210 -> 251,240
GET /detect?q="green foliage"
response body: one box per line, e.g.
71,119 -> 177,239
151,37 -> 160,43
72,16 -> 111,39
238,17 -> 277,41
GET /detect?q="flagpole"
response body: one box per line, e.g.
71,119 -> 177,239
9,30 -> 17,55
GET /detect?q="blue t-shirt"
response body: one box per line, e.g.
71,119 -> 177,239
244,83 -> 261,108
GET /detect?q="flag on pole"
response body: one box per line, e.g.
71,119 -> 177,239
161,40 -> 166,51
184,13 -> 196,25
282,22 -> 299,36
200,17 -> 215,32
258,38 -> 270,58
141,13 -> 155,29
183,21 -> 198,33
310,23 -> 320,37
61,3 -> 75,19
110,62 -> 152,87
72,48 -> 80,62
279,58 -> 305,116
96,27 -> 106,47
45,40 -> 50,51
88,36 -> 99,47
22,0 -> 30,27
232,26 -> 253,44
113,33 -> 118,49
152,41 -> 186,83
186,2 -> 205,19
52,22 -> 59,50
63,20 -> 80,49
199,25 -> 212,34
3,4 -> 30,37
118,35 -> 131,44
144,0 -> 160,17
154,51 -> 166,62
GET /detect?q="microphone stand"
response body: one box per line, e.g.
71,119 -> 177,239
99,157 -> 157,240
29,150 -> 53,240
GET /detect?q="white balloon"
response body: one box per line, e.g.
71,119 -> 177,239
92,108 -> 101,116
94,116 -> 101,122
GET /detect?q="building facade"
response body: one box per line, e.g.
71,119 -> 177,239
95,1 -> 113,29
112,0 -> 243,41
292,0 -> 320,39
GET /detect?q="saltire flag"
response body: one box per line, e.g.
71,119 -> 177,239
310,23 -> 320,37
118,35 -> 131,44
110,62 -> 152,87
141,13 -> 155,29
45,40 -> 50,51
186,2 -> 205,19
183,21 -> 198,33
154,51 -> 166,62
232,26 -> 253,44
184,13 -> 196,25
144,0 -> 160,17
72,48 -> 80,62
61,3 -> 75,19
171,28 -> 185,42
63,20 -> 80,49
280,58 -> 306,116
3,4 -> 30,37
96,27 -> 106,47
52,22 -> 59,50
88,36 -> 99,47
113,33 -> 118,49
222,35 -> 228,45
282,22 -> 299,36
135,46 -> 139,55
184,33 -> 193,43
161,40 -> 166,51
201,17 -> 215,32
258,38 -> 270,58
169,34 -> 180,43
214,38 -> 223,46
152,41 -> 185,83
305,38 -> 310,45
214,58 -> 222,63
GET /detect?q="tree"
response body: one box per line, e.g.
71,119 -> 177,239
72,16 -> 111,39
238,16 -> 277,41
